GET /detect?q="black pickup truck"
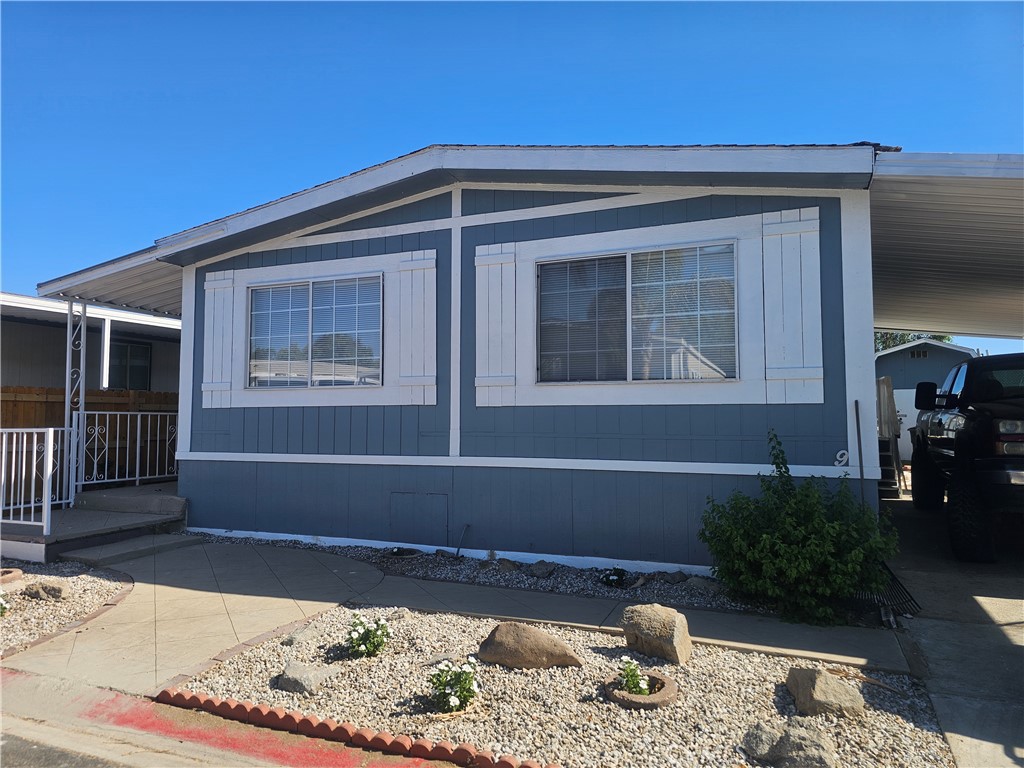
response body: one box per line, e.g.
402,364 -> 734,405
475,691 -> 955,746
911,352 -> 1024,561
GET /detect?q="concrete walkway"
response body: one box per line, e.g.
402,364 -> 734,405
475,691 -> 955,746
889,500 -> 1024,768
2,537 -> 908,698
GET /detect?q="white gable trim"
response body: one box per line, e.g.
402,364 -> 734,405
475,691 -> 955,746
873,338 -> 976,359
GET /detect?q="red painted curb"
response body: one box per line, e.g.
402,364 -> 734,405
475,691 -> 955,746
452,743 -> 477,765
350,727 -> 376,748
386,734 -> 413,755
429,740 -> 455,762
409,738 -> 434,759
152,686 -> 559,768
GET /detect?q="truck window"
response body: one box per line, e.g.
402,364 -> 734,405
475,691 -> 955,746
938,365 -> 961,395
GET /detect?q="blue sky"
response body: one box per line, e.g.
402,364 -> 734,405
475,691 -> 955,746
2,2 -> 1021,352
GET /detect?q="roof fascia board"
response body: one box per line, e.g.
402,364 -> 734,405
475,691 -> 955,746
873,152 -> 1024,179
154,145 -> 874,256
39,145 -> 877,297
1,292 -> 181,329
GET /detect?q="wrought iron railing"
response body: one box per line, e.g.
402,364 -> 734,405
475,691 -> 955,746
74,411 -> 177,488
0,428 -> 71,534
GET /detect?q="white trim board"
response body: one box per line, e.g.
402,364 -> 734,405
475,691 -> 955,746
185,182 -> 850,274
187,526 -> 714,576
177,451 -> 882,480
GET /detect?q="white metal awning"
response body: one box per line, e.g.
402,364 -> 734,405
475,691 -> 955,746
35,146 -> 1024,338
871,152 -> 1023,337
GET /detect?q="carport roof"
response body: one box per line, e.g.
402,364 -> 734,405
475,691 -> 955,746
36,144 -> 1024,338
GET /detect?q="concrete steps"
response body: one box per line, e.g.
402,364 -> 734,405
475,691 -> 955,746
1,482 -> 189,563
73,484 -> 187,516
60,533 -> 203,566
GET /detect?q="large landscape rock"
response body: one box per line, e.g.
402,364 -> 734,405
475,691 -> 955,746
526,560 -> 557,578
276,661 -> 336,695
22,581 -> 68,601
742,721 -> 784,761
618,603 -> 692,664
477,622 -> 583,669
770,718 -> 839,768
786,667 -> 865,718
742,718 -> 838,768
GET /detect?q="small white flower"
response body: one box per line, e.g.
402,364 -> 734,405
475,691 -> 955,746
467,655 -> 476,663
350,630 -> 359,639
471,680 -> 479,692
358,644 -> 366,652
448,695 -> 461,708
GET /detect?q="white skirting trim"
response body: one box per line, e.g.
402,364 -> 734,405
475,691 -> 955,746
187,526 -> 714,577
176,451 -> 879,480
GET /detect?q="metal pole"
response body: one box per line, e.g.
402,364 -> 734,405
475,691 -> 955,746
135,414 -> 142,486
42,428 -> 54,536
854,399 -> 867,505
100,317 -> 112,389
76,303 -> 88,493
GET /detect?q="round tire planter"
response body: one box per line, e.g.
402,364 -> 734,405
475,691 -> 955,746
0,568 -> 24,584
604,671 -> 679,710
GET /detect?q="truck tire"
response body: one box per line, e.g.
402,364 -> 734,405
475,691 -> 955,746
911,446 -> 945,510
947,472 -> 997,562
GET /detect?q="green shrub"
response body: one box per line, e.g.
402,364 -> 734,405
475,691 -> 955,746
699,432 -> 898,624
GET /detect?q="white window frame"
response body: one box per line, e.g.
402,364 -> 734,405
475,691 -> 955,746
203,249 -> 436,408
513,219 -> 763,406
535,242 -> 739,385
246,273 -> 384,390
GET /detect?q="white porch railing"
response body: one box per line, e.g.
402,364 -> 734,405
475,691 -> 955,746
74,411 -> 178,488
0,428 -> 71,535
1,413 -> 176,535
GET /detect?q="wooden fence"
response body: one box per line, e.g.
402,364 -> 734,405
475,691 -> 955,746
1,387 -> 178,429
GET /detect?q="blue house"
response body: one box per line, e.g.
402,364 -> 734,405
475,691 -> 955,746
35,145 -> 1024,570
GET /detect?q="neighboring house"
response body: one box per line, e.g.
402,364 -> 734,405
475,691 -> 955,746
33,145 -> 1024,568
875,339 -> 976,462
1,292 -> 181,426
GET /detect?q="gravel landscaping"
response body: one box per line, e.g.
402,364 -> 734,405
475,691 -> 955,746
191,532 -> 760,615
188,605 -> 954,768
0,558 -> 127,655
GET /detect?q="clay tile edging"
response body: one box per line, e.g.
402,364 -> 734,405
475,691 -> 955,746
150,686 -> 561,768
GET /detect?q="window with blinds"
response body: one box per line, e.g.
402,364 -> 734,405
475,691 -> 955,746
537,243 -> 736,383
248,276 -> 382,388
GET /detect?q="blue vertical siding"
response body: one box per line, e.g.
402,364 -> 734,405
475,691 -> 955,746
190,228 -> 451,456
180,460 -> 797,565
306,193 -> 452,236
461,189 -> 626,216
875,345 -> 972,390
459,195 -> 848,468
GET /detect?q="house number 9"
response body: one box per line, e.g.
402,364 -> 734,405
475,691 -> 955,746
834,450 -> 849,467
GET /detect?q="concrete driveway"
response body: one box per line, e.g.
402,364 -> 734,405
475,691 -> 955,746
888,499 -> 1024,768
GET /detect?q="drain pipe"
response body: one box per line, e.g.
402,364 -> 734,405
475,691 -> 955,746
455,524 -> 471,557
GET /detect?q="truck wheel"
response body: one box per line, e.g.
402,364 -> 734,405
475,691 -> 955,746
947,472 -> 997,562
911,447 -> 945,510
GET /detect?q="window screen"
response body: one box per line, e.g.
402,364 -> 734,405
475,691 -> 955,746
631,245 -> 736,381
248,277 -> 382,388
538,256 -> 627,382
311,277 -> 382,386
249,284 -> 310,387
